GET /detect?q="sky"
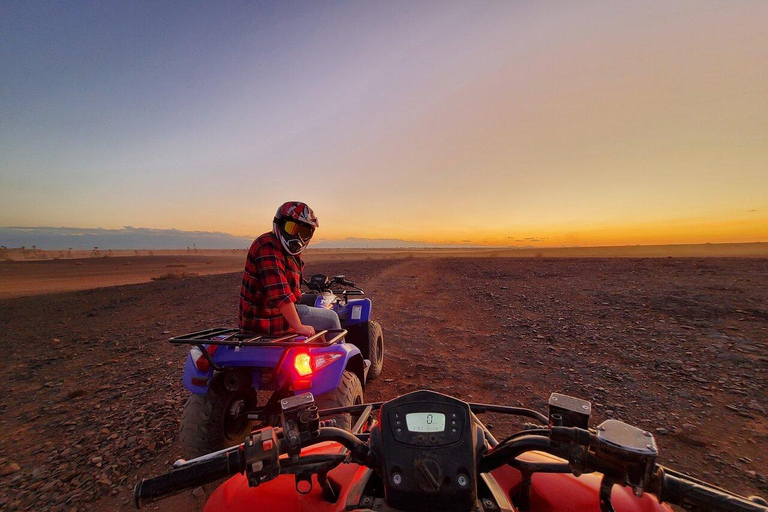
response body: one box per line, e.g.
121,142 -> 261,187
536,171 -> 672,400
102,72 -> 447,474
1,1 -> 767,247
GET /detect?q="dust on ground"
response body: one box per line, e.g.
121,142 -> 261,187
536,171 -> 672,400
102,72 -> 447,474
0,257 -> 766,512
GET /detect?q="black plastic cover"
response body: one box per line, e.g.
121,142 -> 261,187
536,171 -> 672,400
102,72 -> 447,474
373,390 -> 480,512
309,274 -> 330,290
595,419 -> 658,458
548,393 -> 591,429
281,393 -> 315,413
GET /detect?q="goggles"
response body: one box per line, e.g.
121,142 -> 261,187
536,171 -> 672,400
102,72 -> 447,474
283,220 -> 314,240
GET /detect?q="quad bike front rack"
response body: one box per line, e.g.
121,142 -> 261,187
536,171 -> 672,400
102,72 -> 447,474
169,327 -> 348,371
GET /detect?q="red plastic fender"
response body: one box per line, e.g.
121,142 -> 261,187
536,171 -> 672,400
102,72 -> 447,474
489,452 -> 674,512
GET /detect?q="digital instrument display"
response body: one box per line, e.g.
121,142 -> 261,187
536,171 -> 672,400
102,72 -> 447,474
380,391 -> 476,512
405,412 -> 445,432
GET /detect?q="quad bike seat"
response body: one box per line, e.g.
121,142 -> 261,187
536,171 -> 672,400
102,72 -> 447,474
298,293 -> 320,306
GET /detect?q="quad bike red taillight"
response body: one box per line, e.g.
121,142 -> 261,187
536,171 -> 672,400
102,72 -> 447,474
191,345 -> 218,373
293,351 -> 342,377
294,353 -> 312,377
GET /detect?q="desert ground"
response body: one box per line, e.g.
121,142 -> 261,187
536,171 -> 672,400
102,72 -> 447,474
0,253 -> 767,511
3,243 -> 766,300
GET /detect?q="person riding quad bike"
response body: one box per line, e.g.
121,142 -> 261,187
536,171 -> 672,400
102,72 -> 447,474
239,201 -> 340,337
177,202 -> 380,458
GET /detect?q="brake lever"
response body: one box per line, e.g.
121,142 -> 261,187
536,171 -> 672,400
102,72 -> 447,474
281,394 -> 321,462
599,477 -> 617,512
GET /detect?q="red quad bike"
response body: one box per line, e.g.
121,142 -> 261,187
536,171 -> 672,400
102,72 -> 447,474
135,389 -> 768,512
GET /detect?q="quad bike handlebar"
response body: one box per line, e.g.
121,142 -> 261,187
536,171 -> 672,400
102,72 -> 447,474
134,394 -> 768,512
480,433 -> 768,512
479,425 -> 767,512
134,427 -> 369,508
134,448 -> 243,507
303,274 -> 364,294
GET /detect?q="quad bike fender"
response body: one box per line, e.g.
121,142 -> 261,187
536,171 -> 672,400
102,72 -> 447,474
491,451 -> 674,512
337,298 -> 371,327
182,345 -> 288,396
273,343 -> 366,397
181,355 -> 213,396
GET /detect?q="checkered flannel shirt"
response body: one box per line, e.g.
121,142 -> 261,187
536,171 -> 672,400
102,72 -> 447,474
239,232 -> 304,334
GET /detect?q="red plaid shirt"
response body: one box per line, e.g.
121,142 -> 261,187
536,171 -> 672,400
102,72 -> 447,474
239,232 -> 304,334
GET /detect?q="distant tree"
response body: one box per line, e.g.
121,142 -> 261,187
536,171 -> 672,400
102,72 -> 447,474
0,246 -> 8,260
67,247 -> 73,258
92,246 -> 100,257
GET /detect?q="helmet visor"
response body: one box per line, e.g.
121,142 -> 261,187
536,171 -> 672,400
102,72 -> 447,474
283,220 -> 314,240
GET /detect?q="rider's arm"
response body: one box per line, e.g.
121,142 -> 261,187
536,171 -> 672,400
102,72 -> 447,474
279,302 -> 314,336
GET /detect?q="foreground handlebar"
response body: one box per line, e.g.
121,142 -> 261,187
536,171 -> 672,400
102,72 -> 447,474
481,434 -> 768,512
657,470 -> 768,512
134,427 -> 370,509
134,448 -> 243,508
480,435 -> 566,472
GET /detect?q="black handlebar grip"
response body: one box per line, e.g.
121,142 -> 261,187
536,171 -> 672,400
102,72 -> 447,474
134,449 -> 243,508
660,473 -> 768,512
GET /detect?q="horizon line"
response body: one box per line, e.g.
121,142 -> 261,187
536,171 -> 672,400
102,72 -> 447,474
4,241 -> 768,251
1,225 -> 766,250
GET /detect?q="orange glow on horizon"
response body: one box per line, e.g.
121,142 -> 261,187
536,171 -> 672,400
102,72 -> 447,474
309,213 -> 768,248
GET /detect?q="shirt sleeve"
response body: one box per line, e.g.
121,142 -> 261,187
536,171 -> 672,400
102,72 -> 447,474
255,243 -> 297,309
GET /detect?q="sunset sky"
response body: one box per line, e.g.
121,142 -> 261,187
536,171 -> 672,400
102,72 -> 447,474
2,1 -> 767,247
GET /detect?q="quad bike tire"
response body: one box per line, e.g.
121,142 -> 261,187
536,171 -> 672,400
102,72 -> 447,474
366,321 -> 384,381
345,321 -> 384,381
179,373 -> 257,459
315,370 -> 363,431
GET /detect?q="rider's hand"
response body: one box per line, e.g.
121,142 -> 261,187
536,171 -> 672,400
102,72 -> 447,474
295,324 -> 316,337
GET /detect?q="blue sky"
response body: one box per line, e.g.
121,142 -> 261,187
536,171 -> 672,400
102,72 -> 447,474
2,1 -> 767,246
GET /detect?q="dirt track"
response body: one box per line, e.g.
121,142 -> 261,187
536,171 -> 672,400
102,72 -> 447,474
1,257 -> 767,511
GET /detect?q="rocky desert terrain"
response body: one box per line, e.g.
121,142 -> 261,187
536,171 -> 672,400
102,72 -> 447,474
1,255 -> 766,511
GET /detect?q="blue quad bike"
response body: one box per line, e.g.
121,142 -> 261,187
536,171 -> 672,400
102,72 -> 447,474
174,274 -> 384,458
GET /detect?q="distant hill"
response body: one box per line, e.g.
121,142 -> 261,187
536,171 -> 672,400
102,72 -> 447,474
0,227 -> 486,250
0,226 -> 254,250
